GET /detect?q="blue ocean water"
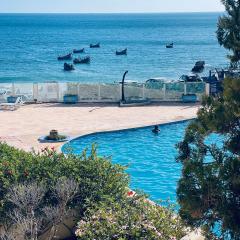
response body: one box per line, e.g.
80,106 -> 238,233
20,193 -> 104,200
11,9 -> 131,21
0,13 -> 227,83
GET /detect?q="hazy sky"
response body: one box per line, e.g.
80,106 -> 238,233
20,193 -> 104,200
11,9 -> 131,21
0,0 -> 224,13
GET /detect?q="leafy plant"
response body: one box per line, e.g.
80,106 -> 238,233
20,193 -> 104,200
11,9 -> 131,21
0,144 -> 188,239
75,194 -> 186,240
0,144 -> 129,227
1,179 -> 78,240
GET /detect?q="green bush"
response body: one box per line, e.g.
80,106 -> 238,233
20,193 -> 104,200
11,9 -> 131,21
0,143 -> 129,223
0,143 -> 187,239
75,195 -> 186,240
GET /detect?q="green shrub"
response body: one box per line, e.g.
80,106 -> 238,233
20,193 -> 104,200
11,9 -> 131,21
75,195 -> 186,240
0,143 -> 187,239
0,143 -> 129,223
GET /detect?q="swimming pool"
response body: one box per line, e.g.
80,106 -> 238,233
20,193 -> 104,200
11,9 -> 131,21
62,120 -> 193,203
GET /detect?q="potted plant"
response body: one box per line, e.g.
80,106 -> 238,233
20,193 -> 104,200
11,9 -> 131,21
63,94 -> 78,104
45,130 -> 67,141
7,96 -> 19,103
182,94 -> 197,103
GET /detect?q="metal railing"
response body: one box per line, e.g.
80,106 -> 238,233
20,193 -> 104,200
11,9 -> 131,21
0,81 -> 208,103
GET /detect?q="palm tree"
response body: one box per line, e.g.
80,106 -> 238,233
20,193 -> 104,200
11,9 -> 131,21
217,0 -> 240,68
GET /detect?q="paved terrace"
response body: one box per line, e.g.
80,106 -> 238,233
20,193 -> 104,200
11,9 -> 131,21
0,103 -> 199,151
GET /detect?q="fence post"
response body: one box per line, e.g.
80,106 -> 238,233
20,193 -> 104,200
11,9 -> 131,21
98,83 -> 101,101
142,84 -> 145,99
205,83 -> 210,96
163,83 -> 166,101
33,83 -> 38,101
78,83 -> 81,102
56,82 -> 60,102
11,83 -> 15,96
184,83 -> 187,95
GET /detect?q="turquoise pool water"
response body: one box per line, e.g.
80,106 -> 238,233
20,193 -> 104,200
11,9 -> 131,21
62,120 -> 192,203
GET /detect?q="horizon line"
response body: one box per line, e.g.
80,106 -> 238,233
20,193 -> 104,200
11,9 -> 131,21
0,11 -> 224,14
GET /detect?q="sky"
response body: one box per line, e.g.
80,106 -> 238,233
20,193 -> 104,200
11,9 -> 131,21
0,0 -> 224,13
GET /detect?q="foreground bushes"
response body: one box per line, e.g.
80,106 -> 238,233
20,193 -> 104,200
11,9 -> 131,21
0,143 -> 186,239
0,144 -> 128,220
75,195 -> 185,240
1,179 -> 79,239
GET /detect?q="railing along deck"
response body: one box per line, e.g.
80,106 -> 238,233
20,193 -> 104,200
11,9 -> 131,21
0,81 -> 209,103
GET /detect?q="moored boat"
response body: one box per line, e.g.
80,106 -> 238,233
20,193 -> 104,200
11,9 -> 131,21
116,48 -> 127,55
90,43 -> 100,48
73,56 -> 90,64
192,61 -> 205,73
64,63 -> 75,71
166,43 -> 174,48
179,74 -> 203,82
73,48 -> 85,54
58,53 -> 72,61
145,77 -> 175,89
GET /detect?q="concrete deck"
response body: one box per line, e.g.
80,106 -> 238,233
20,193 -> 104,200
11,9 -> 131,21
0,103 -> 199,151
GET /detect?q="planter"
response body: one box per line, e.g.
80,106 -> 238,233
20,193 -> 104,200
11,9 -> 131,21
7,96 -> 18,103
63,94 -> 78,104
38,135 -> 70,143
38,130 -> 70,143
182,94 -> 197,103
120,99 -> 151,107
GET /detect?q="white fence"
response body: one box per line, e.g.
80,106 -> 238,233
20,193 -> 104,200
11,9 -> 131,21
0,82 -> 208,103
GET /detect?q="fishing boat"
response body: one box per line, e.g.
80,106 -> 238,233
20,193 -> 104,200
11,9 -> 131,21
64,63 -> 75,71
116,48 -> 127,55
90,43 -> 100,48
192,61 -> 205,73
73,48 -> 85,54
58,53 -> 72,61
166,43 -> 174,48
179,74 -> 203,82
73,56 -> 90,64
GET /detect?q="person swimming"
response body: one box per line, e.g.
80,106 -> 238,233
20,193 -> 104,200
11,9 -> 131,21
152,125 -> 160,134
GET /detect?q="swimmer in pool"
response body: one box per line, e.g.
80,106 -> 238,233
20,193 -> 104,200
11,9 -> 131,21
152,125 -> 160,134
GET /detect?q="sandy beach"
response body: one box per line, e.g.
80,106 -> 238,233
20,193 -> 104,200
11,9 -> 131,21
0,103 -> 199,151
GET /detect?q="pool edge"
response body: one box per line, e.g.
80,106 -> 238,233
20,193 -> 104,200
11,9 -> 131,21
60,117 -> 195,153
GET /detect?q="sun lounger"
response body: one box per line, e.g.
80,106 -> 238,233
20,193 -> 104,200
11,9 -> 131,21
0,97 -> 24,111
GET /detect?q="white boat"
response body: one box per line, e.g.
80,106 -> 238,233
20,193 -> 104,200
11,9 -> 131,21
146,77 -> 176,84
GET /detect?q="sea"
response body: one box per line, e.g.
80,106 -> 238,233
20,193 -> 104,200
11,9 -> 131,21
0,12 -> 228,83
